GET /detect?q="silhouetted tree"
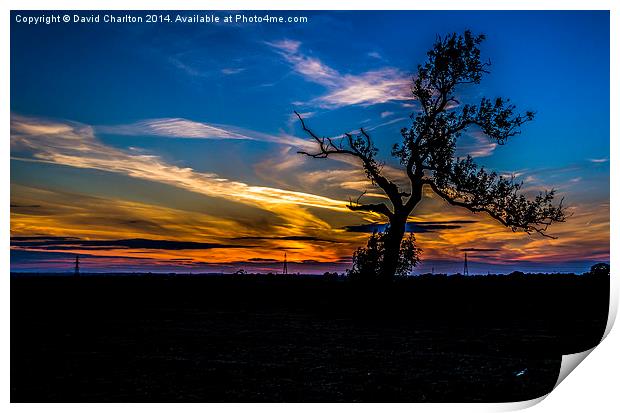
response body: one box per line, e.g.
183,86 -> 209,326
348,230 -> 421,282
589,263 -> 610,277
297,31 -> 566,281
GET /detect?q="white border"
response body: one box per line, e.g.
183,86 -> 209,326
0,0 -> 616,10
2,1 -> 617,411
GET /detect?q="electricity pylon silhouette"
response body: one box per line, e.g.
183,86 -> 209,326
463,252 -> 469,276
282,252 -> 288,275
74,255 -> 80,277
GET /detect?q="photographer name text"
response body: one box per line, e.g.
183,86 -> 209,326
14,13 -> 309,25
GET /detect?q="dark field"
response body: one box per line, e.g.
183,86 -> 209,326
11,273 -> 609,402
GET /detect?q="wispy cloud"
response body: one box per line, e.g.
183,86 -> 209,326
589,158 -> 608,163
265,39 -> 301,54
169,56 -> 245,78
315,68 -> 412,108
221,67 -> 245,75
287,111 -> 315,128
169,56 -> 208,77
97,117 -> 314,150
267,39 -> 412,108
11,115 -> 349,218
455,130 -> 497,158
364,116 -> 409,133
99,118 -> 252,140
461,247 -> 501,252
11,236 -> 251,251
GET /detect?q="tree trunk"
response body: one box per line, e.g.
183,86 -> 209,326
380,181 -> 422,281
380,213 -> 408,281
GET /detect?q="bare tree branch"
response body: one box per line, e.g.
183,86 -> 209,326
296,111 -> 404,209
347,202 -> 394,219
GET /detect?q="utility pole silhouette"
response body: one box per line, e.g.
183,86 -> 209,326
463,253 -> 469,276
282,252 -> 288,275
74,255 -> 80,277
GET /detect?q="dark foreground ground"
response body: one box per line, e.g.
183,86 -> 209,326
11,273 -> 608,402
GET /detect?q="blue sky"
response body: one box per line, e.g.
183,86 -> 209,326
10,10 -> 609,274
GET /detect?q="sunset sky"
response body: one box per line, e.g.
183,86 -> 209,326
10,10 -> 609,274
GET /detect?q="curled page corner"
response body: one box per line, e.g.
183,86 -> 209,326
490,347 -> 600,412
554,348 -> 596,389
551,272 -> 618,388
501,275 -> 615,410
